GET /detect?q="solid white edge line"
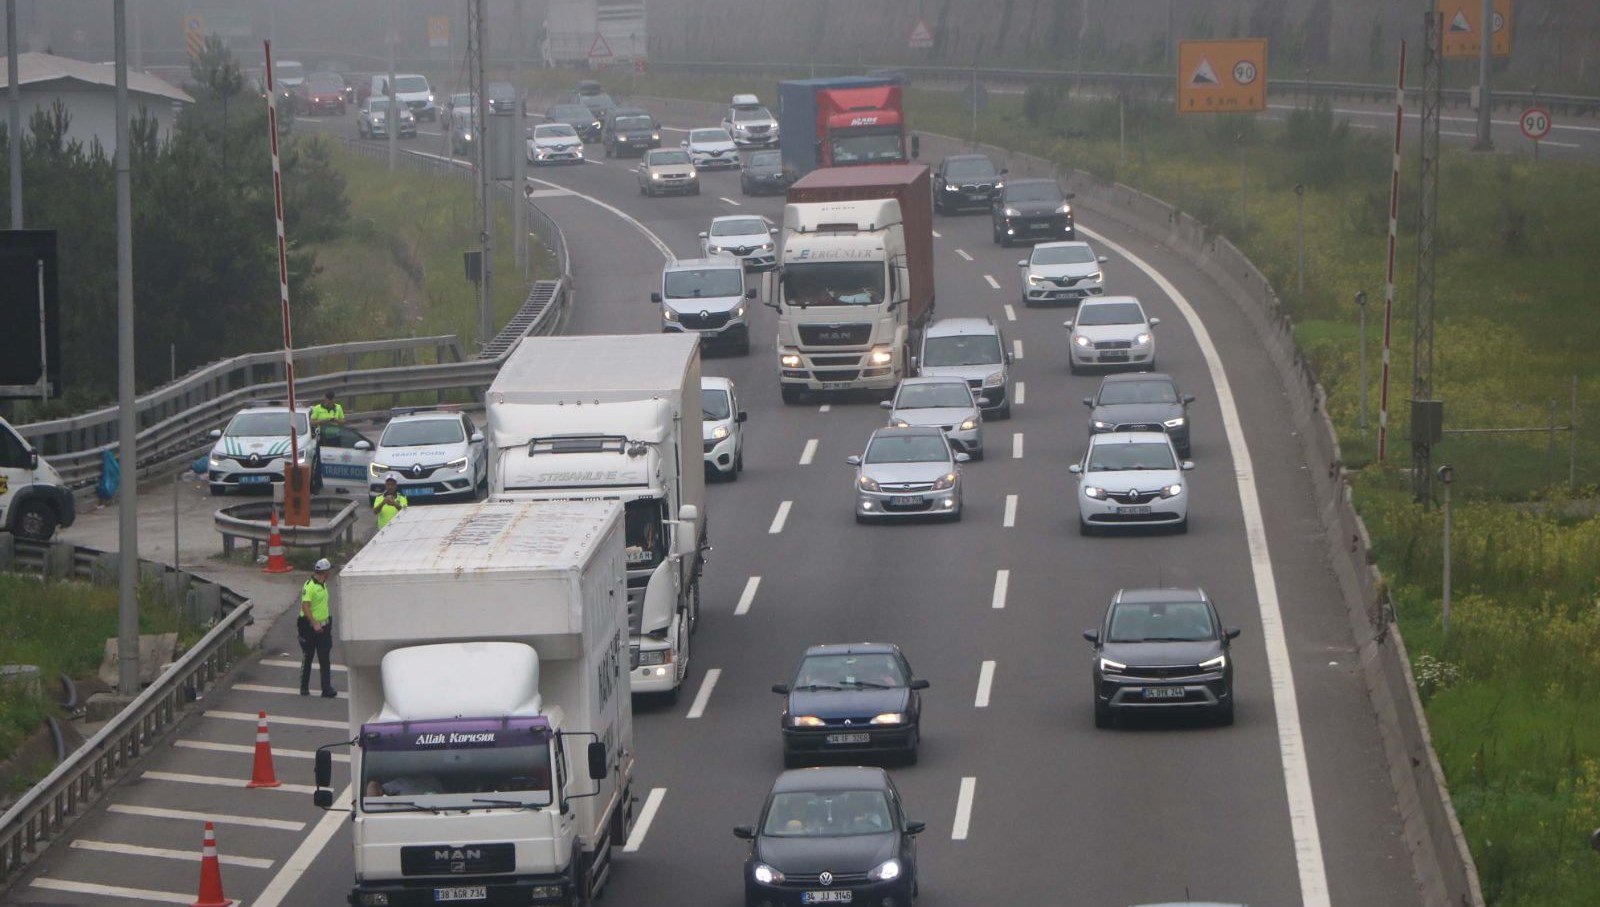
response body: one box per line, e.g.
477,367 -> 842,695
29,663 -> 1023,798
71,838 -> 275,869
1078,224 -> 1330,906
975,661 -> 996,708
768,501 -> 793,534
955,248 -> 973,261
260,659 -> 346,672
1012,339 -> 1024,360
799,438 -> 819,466
1003,303 -> 1016,322
990,570 -> 1009,610
735,576 -> 761,616
527,177 -> 675,260
1015,382 -> 1026,405
28,878 -> 196,904
106,803 -> 305,832
932,229 -> 942,238
951,777 -> 977,840
686,668 -> 722,719
624,787 -> 667,852
173,739 -> 348,762
1002,494 -> 1017,528
983,274 -> 1001,289
252,784 -> 354,907
1011,433 -> 1023,459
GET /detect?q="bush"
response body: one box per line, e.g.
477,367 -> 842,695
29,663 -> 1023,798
1021,84 -> 1060,126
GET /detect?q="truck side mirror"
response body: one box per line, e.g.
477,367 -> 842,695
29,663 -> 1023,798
587,741 -> 608,780
313,789 -> 334,809
314,749 -> 333,788
771,683 -> 789,694
28,451 -> 39,469
910,135 -> 920,158
650,292 -> 662,304
677,503 -> 699,523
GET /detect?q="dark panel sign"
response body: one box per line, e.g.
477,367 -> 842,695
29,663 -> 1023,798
0,230 -> 61,396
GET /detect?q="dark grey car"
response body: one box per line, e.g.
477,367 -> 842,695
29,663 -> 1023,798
1085,372 -> 1194,456
740,149 -> 787,196
546,103 -> 602,142
1084,588 -> 1240,728
934,153 -> 1005,213
992,178 -> 1075,246
603,107 -> 661,157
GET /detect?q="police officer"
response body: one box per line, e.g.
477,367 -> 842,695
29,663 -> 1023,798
310,390 -> 345,436
373,472 -> 408,530
299,558 -> 337,698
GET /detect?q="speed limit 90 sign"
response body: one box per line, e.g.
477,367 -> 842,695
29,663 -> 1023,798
1519,108 -> 1551,141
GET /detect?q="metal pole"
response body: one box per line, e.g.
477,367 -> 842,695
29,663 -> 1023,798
1379,40 -> 1407,463
387,9 -> 398,173
36,259 -> 46,402
114,0 -> 140,698
1166,0 -> 1174,67
1439,467 -> 1453,643
7,0 -> 21,230
1570,375 -> 1578,491
970,65 -> 978,148
1295,184 -> 1306,302
515,112 -> 528,271
1238,134 -> 1246,237
131,0 -> 142,70
264,42 -> 302,517
1357,292 -> 1369,434
476,0 -> 493,347
1475,0 -> 1493,150
171,343 -> 178,570
1118,94 -> 1125,169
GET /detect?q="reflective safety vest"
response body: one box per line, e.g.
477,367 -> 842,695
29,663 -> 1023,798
310,402 -> 344,425
374,492 -> 408,529
301,579 -> 330,623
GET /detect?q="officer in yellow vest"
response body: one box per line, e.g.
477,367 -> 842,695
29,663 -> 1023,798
373,473 -> 408,529
298,558 -> 337,697
310,391 -> 345,436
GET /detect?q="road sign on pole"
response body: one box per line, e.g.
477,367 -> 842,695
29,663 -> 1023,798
588,33 -> 614,65
1439,0 -> 1511,59
908,18 -> 934,49
183,14 -> 205,59
1177,39 -> 1268,114
1518,107 -> 1550,141
428,16 -> 450,48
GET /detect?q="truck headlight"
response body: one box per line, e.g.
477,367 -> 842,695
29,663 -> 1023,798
868,345 -> 894,366
446,457 -> 468,472
780,352 -> 802,368
959,418 -> 979,431
661,307 -> 679,322
869,713 -> 905,725
711,425 -> 730,440
753,863 -> 786,884
790,715 -> 824,727
637,649 -> 672,666
932,472 -> 957,491
867,858 -> 902,882
733,304 -> 747,319
1083,485 -> 1106,499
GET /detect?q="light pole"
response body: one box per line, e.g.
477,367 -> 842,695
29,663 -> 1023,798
1356,290 -> 1369,434
1475,0 -> 1493,150
1437,464 -> 1454,644
1294,183 -> 1306,302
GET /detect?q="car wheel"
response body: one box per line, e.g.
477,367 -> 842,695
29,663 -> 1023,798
691,185 -> 701,195
997,402 -> 1012,420
902,730 -> 920,766
1094,700 -> 1114,729
724,464 -> 738,483
12,499 -> 58,541
780,385 -> 804,405
740,178 -> 751,195
1174,516 -> 1189,535
1079,520 -> 1096,537
1216,696 -> 1235,726
736,449 -> 745,473
209,484 -> 227,497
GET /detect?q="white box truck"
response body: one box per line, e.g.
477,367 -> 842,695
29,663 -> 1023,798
313,500 -> 635,906
486,334 -> 705,702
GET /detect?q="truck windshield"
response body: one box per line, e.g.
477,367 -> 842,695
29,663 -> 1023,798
829,129 -> 904,165
783,262 -> 884,307
360,718 -> 553,811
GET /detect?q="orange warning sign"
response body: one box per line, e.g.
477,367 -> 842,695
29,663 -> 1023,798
1177,39 -> 1267,115
1438,0 -> 1512,59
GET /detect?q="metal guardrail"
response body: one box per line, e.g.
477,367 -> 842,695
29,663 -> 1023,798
0,539 -> 253,887
214,498 -> 361,558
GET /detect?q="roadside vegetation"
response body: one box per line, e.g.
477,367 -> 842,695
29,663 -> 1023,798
558,67 -> 1600,904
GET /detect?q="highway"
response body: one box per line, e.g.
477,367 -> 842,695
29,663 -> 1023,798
10,107 -> 1422,906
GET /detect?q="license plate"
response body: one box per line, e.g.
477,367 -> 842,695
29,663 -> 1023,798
1031,220 -> 1052,229
434,887 -> 487,902
1143,686 -> 1187,700
825,733 -> 871,745
1117,505 -> 1152,514
889,496 -> 924,506
803,892 -> 854,904
1101,352 -> 1129,361
400,486 -> 434,497
238,475 -> 271,484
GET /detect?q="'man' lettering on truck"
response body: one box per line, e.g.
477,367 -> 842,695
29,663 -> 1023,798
777,76 -> 919,182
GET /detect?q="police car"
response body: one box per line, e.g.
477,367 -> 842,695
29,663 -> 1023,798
1,416 -> 75,541
367,408 -> 487,501
207,404 -> 321,495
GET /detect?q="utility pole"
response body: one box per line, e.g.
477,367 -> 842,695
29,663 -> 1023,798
7,0 -> 21,229
474,0 -> 493,346
387,6 -> 398,172
513,0 -> 526,271
1474,0 -> 1493,151
1356,291 -> 1369,435
114,0 -> 141,697
1413,11 -> 1443,502
131,0 -> 142,70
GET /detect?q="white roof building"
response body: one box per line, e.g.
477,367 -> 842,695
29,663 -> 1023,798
0,53 -> 192,153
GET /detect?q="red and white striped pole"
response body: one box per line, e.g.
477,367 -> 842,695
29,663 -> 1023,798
264,42 -> 306,522
1378,41 -> 1406,463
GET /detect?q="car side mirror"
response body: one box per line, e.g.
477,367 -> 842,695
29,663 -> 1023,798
954,452 -> 971,463
976,397 -> 991,407
771,683 -> 789,694
1016,260 -> 1028,268
650,292 -> 663,304
209,428 -> 223,439
1082,628 -> 1100,643
470,431 -> 484,443
905,820 -> 926,835
909,679 -> 930,690
698,231 -> 708,239
910,135 -> 920,158
1098,255 -> 1109,263
845,455 -> 862,466
314,749 -> 333,788
1064,192 -> 1076,200
354,440 -> 371,451
745,288 -> 758,299
1224,627 -> 1242,640
1183,394 -> 1195,404
1149,317 -> 1161,327
1181,461 -> 1195,471
768,227 -> 777,235
737,411 -> 748,423
1068,464 -> 1082,474
733,825 -> 756,840
1062,320 -> 1074,329
879,400 -> 894,410
587,741 -> 608,780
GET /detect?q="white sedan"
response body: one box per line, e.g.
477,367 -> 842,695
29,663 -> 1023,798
680,127 -> 740,169
1069,431 -> 1192,535
526,122 -> 585,165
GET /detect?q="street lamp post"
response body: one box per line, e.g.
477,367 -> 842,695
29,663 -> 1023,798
1437,464 -> 1455,643
1294,184 -> 1306,302
1356,291 -> 1369,434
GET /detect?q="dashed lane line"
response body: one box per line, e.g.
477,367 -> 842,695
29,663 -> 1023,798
1003,495 -> 1017,528
955,248 -> 973,261
1015,382 -> 1026,405
1012,433 -> 1023,459
686,669 -> 722,719
983,274 -> 1001,290
769,501 -> 793,534
143,770 -> 318,795
71,838 -> 275,869
624,788 -> 667,852
1003,304 -> 1016,322
174,739 -> 349,762
719,196 -> 742,206
204,710 -> 345,730
735,577 -> 761,616
975,661 -> 996,708
799,438 -> 818,465
952,777 -> 977,840
1012,339 -> 1024,360
105,804 -> 305,832
991,570 -> 1010,609
932,230 -> 942,238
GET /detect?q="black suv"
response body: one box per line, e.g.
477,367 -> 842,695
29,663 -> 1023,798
546,103 -> 602,142
1083,587 -> 1239,727
934,153 -> 1005,213
740,149 -> 787,196
602,106 -> 660,157
992,178 -> 1075,246
771,643 -> 928,767
486,80 -> 519,115
1084,372 -> 1195,456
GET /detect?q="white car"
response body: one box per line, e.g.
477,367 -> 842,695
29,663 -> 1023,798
0,416 -> 75,540
207,405 -> 321,496
700,215 -> 777,271
681,127 -> 740,169
367,409 -> 487,502
701,376 -> 747,480
1065,295 -> 1159,374
526,122 -> 585,165
721,93 -> 779,147
1019,241 -> 1107,306
1069,431 -> 1193,535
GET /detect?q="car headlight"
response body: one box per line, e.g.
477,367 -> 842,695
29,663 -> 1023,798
1073,334 -> 1092,348
993,180 -> 1004,191
1099,657 -> 1126,674
427,93 -> 434,103
1092,420 -> 1114,431
943,184 -> 958,192
890,418 -> 911,428
867,858 -> 902,882
760,241 -> 774,251
1003,207 -> 1021,217
1087,270 -> 1104,282
1083,485 -> 1106,499
661,307 -> 679,322
857,475 -> 881,492
868,345 -> 894,365
637,649 -> 672,667
1160,483 -> 1184,498
650,172 -> 662,180
1057,203 -> 1074,215
369,462 -> 390,477
1199,654 -> 1227,673
1027,274 -> 1046,286
1134,332 -> 1152,346
446,457 -> 468,472
711,425 -> 730,440
780,352 -> 802,368
984,371 -> 1005,387
209,457 -> 225,468
591,121 -> 601,130
790,715 -> 825,727
462,132 -> 473,141
869,713 -> 905,725
651,132 -> 661,140
932,472 -> 957,491
1163,417 -> 1186,428
753,863 -> 785,885
733,304 -> 747,318
959,417 -> 979,431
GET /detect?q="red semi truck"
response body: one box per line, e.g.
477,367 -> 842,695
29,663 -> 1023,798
777,77 -> 919,181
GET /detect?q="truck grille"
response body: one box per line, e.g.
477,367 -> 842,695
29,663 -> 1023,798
679,311 -> 730,330
798,323 -> 872,346
400,843 -> 515,876
815,370 -> 860,382
810,354 -> 860,367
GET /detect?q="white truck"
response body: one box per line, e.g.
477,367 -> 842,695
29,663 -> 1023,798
542,0 -> 648,68
314,500 -> 635,907
486,334 -> 705,702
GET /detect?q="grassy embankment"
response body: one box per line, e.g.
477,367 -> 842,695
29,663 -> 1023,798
552,69 -> 1600,904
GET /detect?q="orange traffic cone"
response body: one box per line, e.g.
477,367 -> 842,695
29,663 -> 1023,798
262,507 -> 292,574
245,710 -> 282,789
190,821 -> 234,907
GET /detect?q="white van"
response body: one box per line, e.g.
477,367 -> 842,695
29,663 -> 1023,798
370,73 -> 437,122
0,417 -> 75,540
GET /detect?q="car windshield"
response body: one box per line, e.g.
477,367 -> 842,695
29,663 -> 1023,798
711,218 -> 765,237
830,129 -> 904,164
488,82 -> 515,100
795,653 -> 905,689
1099,380 -> 1178,406
865,434 -> 950,464
615,115 -> 654,131
226,412 -> 308,436
649,150 -> 690,165
1076,302 -> 1144,326
691,129 -> 731,143
451,94 -> 474,107
1086,442 -> 1176,472
1108,601 -> 1216,643
701,388 -> 731,421
583,93 -> 616,109
665,268 -> 743,299
762,790 -> 895,838
1033,244 -> 1097,265
275,62 -> 305,80
536,124 -> 577,138
897,383 -> 974,409
748,151 -> 780,168
783,261 -> 883,307
366,98 -> 391,112
732,106 -> 772,121
944,158 -> 996,179
394,76 -> 429,93
307,73 -> 343,90
550,105 -> 590,119
1006,182 -> 1062,203
381,419 -> 466,447
921,334 -> 1002,367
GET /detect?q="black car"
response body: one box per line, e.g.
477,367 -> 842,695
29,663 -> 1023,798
741,149 -> 788,196
734,766 -> 923,907
992,178 -> 1075,246
773,643 -> 927,767
573,89 -> 617,122
1084,587 -> 1240,728
934,153 -> 1005,213
603,106 -> 661,157
1084,372 -> 1195,456
450,112 -> 477,157
486,80 -> 519,115
546,103 -> 602,142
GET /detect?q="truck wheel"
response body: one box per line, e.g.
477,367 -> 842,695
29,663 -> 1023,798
12,499 -> 58,541
780,385 -> 803,405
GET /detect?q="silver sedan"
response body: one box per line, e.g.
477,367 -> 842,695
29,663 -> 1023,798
880,376 -> 985,459
847,426 -> 969,523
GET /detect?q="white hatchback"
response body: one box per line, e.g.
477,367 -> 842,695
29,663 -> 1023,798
681,127 -> 740,169
368,409 -> 487,502
701,377 -> 747,480
1065,296 -> 1159,374
700,215 -> 777,271
1069,432 -> 1193,535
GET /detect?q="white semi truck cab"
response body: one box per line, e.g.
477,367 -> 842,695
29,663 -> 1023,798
314,501 -> 635,906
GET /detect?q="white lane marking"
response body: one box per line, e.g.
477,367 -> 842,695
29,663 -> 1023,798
1080,224 -> 1331,906
990,570 -> 1009,609
1012,339 -> 1024,360
234,683 -> 345,699
205,710 -> 345,730
1012,433 -> 1024,459
29,879 -> 196,904
624,788 -> 667,852
1003,304 -> 1016,322
983,274 -> 1001,289
819,403 -> 831,413
106,803 -> 305,832
1015,382 -> 1026,405
1002,494 -> 1017,528
1539,140 -> 1582,149
932,230 -> 942,238
252,784 -> 353,907
174,739 -> 349,762
659,126 -> 689,133
951,777 -> 977,840
143,770 -> 317,795
527,176 -> 675,259
769,501 -> 793,534
735,577 -> 761,616
260,659 -> 346,673
719,196 -> 742,206
975,661 -> 996,708
71,838 -> 275,869
527,187 -> 574,197
686,668 -> 721,719
799,438 -> 819,466
956,248 -> 974,261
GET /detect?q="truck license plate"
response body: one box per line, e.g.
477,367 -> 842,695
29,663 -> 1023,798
1143,687 -> 1186,700
434,887 -> 487,902
889,496 -> 924,506
826,733 -> 871,745
238,475 -> 271,484
803,890 -> 854,903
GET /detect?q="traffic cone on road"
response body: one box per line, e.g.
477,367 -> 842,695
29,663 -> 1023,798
262,507 -> 292,574
245,710 -> 283,789
190,821 -> 234,907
